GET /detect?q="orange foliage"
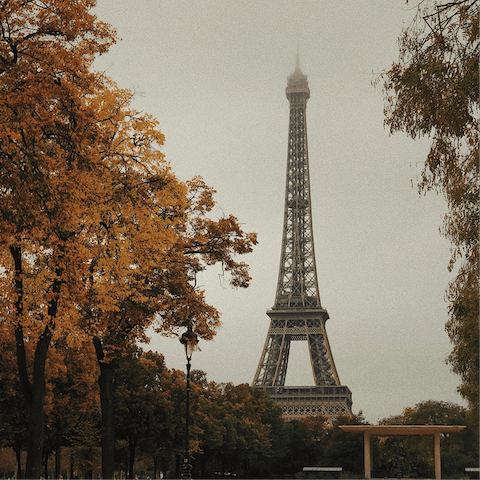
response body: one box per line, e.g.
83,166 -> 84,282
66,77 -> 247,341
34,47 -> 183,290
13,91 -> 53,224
0,2 -> 256,476
0,0 -> 256,349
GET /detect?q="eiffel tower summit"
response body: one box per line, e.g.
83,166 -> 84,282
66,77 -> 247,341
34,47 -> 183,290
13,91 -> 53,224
253,56 -> 353,422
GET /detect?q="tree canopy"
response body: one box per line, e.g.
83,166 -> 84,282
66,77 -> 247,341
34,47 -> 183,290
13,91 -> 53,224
379,400 -> 478,478
380,0 -> 479,416
0,1 -> 256,477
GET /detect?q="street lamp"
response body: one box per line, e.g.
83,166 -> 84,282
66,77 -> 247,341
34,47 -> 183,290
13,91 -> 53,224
180,325 -> 197,479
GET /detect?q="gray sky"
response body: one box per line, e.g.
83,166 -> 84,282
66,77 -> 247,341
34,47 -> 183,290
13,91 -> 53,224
93,0 -> 465,423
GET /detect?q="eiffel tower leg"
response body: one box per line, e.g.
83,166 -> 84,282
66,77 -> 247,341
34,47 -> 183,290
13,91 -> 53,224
253,331 -> 291,386
308,334 -> 335,386
307,320 -> 341,386
273,335 -> 290,386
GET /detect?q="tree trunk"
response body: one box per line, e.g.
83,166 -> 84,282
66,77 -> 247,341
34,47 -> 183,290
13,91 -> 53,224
44,453 -> 48,479
55,431 -> 62,478
200,453 -> 207,478
128,436 -> 136,479
25,327 -> 53,478
11,265 -> 48,477
10,245 -> 60,479
153,456 -> 157,479
93,336 -> 116,479
175,453 -> 181,479
14,445 -> 22,479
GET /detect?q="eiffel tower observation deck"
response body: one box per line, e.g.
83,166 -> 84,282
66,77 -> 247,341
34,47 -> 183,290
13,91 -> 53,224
253,57 -> 352,421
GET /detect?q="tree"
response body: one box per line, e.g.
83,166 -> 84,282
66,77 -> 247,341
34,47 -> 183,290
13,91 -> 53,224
379,401 -> 479,478
0,1 -> 115,477
176,380 -> 281,478
320,413 -> 368,477
189,377 -> 228,478
0,325 -> 29,477
0,2 -> 257,478
43,338 -> 101,479
81,92 -> 256,475
216,383 -> 275,477
0,324 -> 102,479
276,420 -> 317,476
78,84 -> 256,478
113,347 -> 172,479
379,0 -> 479,415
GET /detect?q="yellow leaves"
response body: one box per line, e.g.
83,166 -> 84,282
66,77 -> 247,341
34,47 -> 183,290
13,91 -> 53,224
381,0 -> 479,413
186,176 -> 216,215
0,0 -> 115,72
381,3 -> 479,140
178,206 -> 257,291
0,0 -> 258,358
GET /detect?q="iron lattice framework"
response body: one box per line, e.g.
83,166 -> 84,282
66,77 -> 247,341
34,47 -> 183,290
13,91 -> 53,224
253,59 -> 352,421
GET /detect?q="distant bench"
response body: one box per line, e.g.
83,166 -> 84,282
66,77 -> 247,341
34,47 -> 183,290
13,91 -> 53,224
303,467 -> 342,473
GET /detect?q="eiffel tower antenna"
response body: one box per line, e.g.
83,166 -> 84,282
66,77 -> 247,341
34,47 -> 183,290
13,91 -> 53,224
293,38 -> 304,83
252,55 -> 352,421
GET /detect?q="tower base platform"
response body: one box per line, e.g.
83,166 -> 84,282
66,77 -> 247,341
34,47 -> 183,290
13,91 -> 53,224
257,385 -> 353,422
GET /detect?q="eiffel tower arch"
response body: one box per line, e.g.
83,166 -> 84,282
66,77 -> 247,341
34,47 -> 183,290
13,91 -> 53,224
253,56 -> 352,422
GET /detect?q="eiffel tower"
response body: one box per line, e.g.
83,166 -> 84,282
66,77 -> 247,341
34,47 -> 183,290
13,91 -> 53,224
253,56 -> 352,422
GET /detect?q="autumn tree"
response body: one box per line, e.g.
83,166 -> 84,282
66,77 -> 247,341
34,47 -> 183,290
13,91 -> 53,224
211,383 -> 275,477
76,85 -> 256,478
0,1 -> 116,477
0,3 -> 257,479
186,380 -> 285,478
379,0 -> 479,416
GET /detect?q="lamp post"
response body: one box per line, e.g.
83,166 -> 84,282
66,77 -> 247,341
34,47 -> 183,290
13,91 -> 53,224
180,326 -> 197,479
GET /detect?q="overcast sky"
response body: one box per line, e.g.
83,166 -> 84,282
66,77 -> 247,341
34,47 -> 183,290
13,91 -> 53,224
93,0 -> 465,423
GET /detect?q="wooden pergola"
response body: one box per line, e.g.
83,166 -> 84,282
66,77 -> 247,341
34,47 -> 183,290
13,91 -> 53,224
339,424 -> 466,479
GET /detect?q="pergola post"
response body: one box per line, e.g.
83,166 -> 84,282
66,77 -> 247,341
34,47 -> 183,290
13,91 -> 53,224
364,432 -> 372,479
433,431 -> 441,479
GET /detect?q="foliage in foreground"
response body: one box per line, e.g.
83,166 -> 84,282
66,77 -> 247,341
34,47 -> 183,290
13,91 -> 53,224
378,400 -> 479,478
0,338 -> 478,479
0,1 -> 256,477
379,0 -> 479,416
